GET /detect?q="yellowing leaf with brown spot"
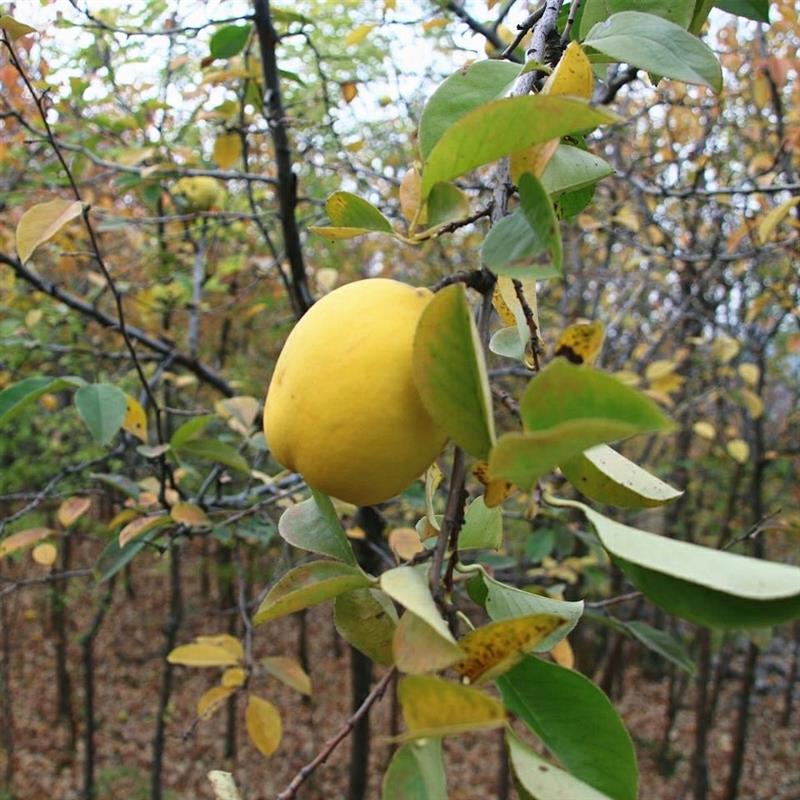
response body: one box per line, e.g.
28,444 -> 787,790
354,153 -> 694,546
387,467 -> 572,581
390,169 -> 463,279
397,675 -> 506,739
119,513 -> 170,546
693,421 -> 716,440
738,363 -> 760,387
344,23 -> 375,47
246,695 -> 282,757
757,197 -> 800,244
453,614 -> 564,684
341,81 -> 358,103
550,637 -> 575,669
0,15 -> 37,41
221,667 -> 247,688
32,542 -> 58,567
213,133 -> 242,169
389,528 -> 423,561
472,462 -> 516,508
58,496 -> 92,528
554,321 -> 604,365
727,439 -> 750,464
196,634 -> 244,662
122,394 -> 148,443
0,528 -> 55,558
261,656 -> 311,695
543,42 -> 593,98
170,502 -> 210,528
16,199 -> 84,263
197,685 -> 235,720
167,643 -> 241,667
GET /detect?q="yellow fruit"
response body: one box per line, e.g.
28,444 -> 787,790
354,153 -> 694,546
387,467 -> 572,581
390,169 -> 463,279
264,279 -> 447,506
173,176 -> 224,211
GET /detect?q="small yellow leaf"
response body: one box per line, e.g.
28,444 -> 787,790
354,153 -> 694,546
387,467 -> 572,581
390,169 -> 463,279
32,542 -> 58,567
422,17 -> 449,32
0,15 -> 37,42
738,363 -> 760,387
550,637 -> 575,669
196,634 -> 245,662
261,656 -> 311,695
453,615 -> 564,684
712,335 -> 740,364
119,513 -> 170,547
344,23 -> 375,47
425,462 -> 443,535
57,496 -> 92,528
315,267 -> 339,294
613,370 -> 640,387
170,502 -> 210,528
167,642 -> 241,667
757,197 -> 800,244
221,667 -> 247,688
208,771 -> 242,800
472,462 -> 515,508
341,81 -> 358,103
16,199 -> 84,264
246,695 -> 283,757
399,167 -> 426,225
727,439 -> 750,464
214,396 -> 259,435
554,321 -> 604,365
650,372 -> 685,397
389,528 -> 424,561
612,204 -> 639,232
693,421 -> 716,440
25,309 -> 42,328
542,42 -> 593,99
122,395 -> 148,443
213,133 -> 242,170
108,509 -> 138,531
0,527 -> 55,558
197,685 -> 235,720
738,388 -> 764,419
645,360 -> 676,382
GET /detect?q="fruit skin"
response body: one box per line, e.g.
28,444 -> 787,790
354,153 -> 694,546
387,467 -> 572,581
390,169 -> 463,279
264,279 -> 448,506
173,176 -> 224,211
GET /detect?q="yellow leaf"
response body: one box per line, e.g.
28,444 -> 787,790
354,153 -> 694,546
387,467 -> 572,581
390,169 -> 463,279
196,634 -> 245,662
422,17 -> 448,32
393,612 -> 464,674
398,675 -> 506,739
57,496 -> 92,528
16,199 -> 84,263
246,695 -> 282,757
119,513 -> 170,547
554,321 -> 604,365
208,771 -> 242,800
384,0 -> 397,10
472,461 -> 515,508
650,372 -> 685,397
214,396 -> 259,435
0,527 -> 55,558
0,15 -> 37,42
550,636 -> 575,669
122,394 -> 148,443
261,655 -> 311,695
167,642 -> 241,667
25,309 -> 42,328
315,267 -> 339,294
727,439 -> 750,464
170,502 -> 210,528
221,667 -> 247,688
341,81 -> 358,103
345,23 -> 375,46
757,197 -> 800,244
612,204 -> 639,232
738,388 -> 764,419
613,370 -> 640,387
399,167 -> 426,225
509,140 -> 560,184
753,72 -> 770,108
542,42 -> 593,99
738,363 -> 760,387
453,615 -> 564,684
712,335 -> 740,364
32,542 -> 58,567
213,133 -> 242,170
197,685 -> 235,720
389,528 -> 423,561
492,283 -> 516,327
108,509 -> 138,531
645,360 -> 676,382
693,421 -> 716,440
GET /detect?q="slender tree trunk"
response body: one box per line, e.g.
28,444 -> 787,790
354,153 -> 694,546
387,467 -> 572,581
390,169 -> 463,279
51,531 -> 76,751
690,627 -> 712,800
217,544 -> 237,760
781,620 -> 800,727
348,647 -> 373,800
497,727 -> 511,800
1,597 -> 14,797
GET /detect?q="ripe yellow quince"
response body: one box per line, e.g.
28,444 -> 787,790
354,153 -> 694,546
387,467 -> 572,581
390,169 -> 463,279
264,278 -> 447,506
173,176 -> 224,211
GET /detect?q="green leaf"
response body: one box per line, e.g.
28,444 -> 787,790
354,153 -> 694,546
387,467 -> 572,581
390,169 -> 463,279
254,561 -> 372,625
421,96 -> 619,197
481,212 -> 559,280
381,565 -> 457,645
91,472 -> 140,499
584,11 -> 722,92
0,14 -> 37,42
334,588 -> 398,666
209,24 -> 252,59
482,571 -> 583,652
169,414 -> 216,449
498,656 -> 637,800
517,172 -> 562,277
418,60 -> 521,160
490,326 -> 526,361
278,490 -> 357,565
624,620 -> 696,674
507,728 -> 615,800
714,0 -> 769,22
393,611 -> 465,675
0,375 -> 82,427
458,496 -> 503,551
323,191 -> 393,232
426,182 -> 470,228
541,145 -> 614,197
174,438 -> 250,475
382,739 -> 448,800
94,528 -> 160,583
74,383 -> 128,445
560,444 -> 683,508
398,675 -> 506,739
578,0 -> 694,39
413,284 -> 495,459
689,0 -> 715,33
551,497 -> 800,628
